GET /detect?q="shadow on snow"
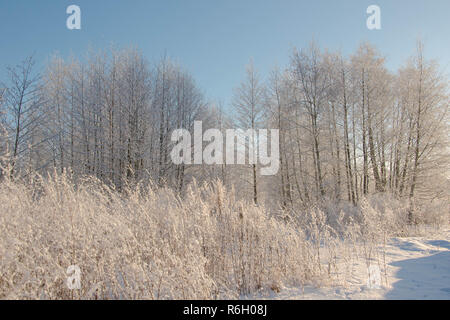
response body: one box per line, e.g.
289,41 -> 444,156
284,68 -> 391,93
385,250 -> 450,299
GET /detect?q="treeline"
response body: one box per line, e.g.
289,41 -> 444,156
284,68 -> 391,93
0,48 -> 208,191
261,42 -> 448,213
0,42 -> 448,215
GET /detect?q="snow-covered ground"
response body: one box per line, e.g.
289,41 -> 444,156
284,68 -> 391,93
251,229 -> 450,300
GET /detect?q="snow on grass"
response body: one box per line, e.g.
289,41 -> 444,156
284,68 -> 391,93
248,229 -> 450,300
0,172 -> 448,299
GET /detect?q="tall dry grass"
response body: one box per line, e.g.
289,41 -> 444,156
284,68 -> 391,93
0,171 -> 447,299
0,172 -> 319,299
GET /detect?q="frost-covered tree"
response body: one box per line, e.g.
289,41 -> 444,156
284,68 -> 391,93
232,59 -> 265,204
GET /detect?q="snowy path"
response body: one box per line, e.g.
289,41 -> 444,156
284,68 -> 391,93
252,229 -> 450,300
384,234 -> 450,299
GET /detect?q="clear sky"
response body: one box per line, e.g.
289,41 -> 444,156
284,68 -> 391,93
1,0 -> 449,106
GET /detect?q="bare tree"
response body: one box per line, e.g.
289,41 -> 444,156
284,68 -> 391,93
233,60 -> 265,204
291,43 -> 328,198
2,56 -> 44,176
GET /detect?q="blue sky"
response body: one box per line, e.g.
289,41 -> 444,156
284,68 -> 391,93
1,0 -> 449,106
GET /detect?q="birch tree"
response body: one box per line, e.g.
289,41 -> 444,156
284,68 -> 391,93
2,56 -> 44,176
232,60 -> 265,204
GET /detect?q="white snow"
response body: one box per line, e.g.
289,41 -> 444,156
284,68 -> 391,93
250,229 -> 450,300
